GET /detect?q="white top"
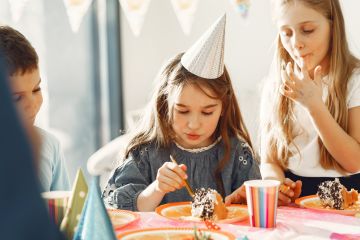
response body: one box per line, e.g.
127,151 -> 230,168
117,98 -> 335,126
260,69 -> 360,177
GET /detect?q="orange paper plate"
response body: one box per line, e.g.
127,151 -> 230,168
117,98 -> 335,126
107,209 -> 140,229
295,194 -> 360,215
155,202 -> 249,223
117,227 -> 235,240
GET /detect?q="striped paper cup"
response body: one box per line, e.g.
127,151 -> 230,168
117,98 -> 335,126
41,191 -> 71,227
244,180 -> 280,228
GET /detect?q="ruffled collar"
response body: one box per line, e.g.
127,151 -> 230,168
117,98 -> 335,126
174,136 -> 222,153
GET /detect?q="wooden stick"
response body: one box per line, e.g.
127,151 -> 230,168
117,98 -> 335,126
170,155 -> 195,198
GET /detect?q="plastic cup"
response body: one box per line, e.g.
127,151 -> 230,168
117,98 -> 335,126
244,180 -> 280,228
41,191 -> 71,227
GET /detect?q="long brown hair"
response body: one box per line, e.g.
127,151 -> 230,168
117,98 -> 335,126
120,52 -> 253,196
264,0 -> 360,175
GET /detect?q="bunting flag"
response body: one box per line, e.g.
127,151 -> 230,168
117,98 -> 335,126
9,0 -> 29,22
170,0 -> 199,35
63,0 -> 93,33
229,0 -> 251,24
73,177 -> 116,240
60,168 -> 89,240
119,0 -> 151,36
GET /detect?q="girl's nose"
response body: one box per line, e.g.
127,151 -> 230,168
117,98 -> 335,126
188,115 -> 201,130
291,33 -> 304,51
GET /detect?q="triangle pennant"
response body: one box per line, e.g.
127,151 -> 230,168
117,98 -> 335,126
170,0 -> 199,35
9,0 -> 29,22
119,0 -> 151,36
63,0 -> 93,33
60,168 -> 89,240
73,177 -> 116,240
229,0 -> 251,24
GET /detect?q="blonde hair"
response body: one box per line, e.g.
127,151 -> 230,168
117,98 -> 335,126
264,0 -> 360,175
121,53 -> 253,196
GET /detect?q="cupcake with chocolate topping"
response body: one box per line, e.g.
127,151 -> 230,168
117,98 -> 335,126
317,178 -> 358,210
191,188 -> 228,221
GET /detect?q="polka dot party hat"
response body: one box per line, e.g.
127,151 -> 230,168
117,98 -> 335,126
60,168 -> 88,239
181,13 -> 226,79
73,177 -> 116,240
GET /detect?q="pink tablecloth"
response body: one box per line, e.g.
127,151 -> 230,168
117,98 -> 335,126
116,204 -> 360,240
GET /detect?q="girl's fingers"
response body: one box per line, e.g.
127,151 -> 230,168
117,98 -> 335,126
179,164 -> 187,173
278,192 -> 291,205
166,162 -> 188,179
224,192 -> 238,206
278,199 -> 289,206
314,66 -> 322,86
300,57 -> 310,80
225,185 -> 246,206
158,174 -> 183,190
292,180 -> 303,200
280,84 -> 296,99
286,62 -> 299,83
161,182 -> 176,192
225,192 -> 245,206
158,163 -> 185,188
282,70 -> 296,90
283,178 -> 296,188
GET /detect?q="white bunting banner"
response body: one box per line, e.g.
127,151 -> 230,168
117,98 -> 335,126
170,0 -> 199,35
119,0 -> 151,37
9,0 -> 29,22
63,0 -> 93,33
229,0 -> 251,24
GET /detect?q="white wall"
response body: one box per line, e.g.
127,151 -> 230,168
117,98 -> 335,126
120,0 -> 360,151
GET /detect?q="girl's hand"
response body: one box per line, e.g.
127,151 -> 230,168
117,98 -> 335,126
155,162 -> 187,193
224,184 -> 247,206
278,178 -> 302,206
280,57 -> 323,112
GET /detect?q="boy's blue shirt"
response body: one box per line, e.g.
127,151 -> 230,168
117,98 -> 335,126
102,136 -> 261,211
35,126 -> 71,192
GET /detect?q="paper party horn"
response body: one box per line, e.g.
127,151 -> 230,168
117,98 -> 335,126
60,168 -> 88,239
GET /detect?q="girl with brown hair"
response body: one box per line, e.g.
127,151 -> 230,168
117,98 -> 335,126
102,14 -> 261,211
260,0 -> 360,205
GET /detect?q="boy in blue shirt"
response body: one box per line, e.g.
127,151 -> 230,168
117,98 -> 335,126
0,25 -> 70,192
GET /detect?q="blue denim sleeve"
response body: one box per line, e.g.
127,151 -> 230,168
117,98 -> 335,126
232,143 -> 262,192
102,146 -> 151,211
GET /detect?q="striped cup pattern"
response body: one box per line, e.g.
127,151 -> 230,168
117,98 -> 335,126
245,180 -> 280,228
41,191 -> 71,227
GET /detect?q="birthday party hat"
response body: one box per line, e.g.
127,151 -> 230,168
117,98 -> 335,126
73,177 -> 116,240
60,168 -> 88,240
181,13 -> 226,79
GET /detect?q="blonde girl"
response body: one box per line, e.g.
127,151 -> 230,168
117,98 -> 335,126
260,0 -> 360,205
